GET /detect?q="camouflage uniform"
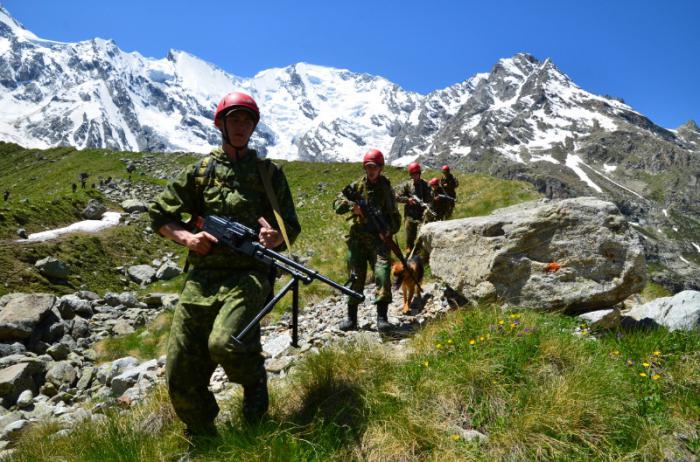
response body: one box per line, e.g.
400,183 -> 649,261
440,172 -> 459,219
333,175 -> 401,314
426,184 -> 453,222
148,148 -> 300,434
394,178 -> 431,250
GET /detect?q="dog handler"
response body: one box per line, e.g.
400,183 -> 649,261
333,149 -> 401,332
394,162 -> 431,252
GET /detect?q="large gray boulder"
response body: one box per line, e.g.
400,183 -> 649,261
120,199 -> 148,214
418,197 -> 646,312
0,362 -> 45,405
0,294 -> 56,341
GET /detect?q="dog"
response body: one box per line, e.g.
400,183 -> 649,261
391,255 -> 424,315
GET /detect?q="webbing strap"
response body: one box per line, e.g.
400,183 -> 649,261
257,160 -> 292,252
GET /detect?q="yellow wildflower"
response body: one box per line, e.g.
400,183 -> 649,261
642,362 -> 650,368
653,351 -> 661,357
639,372 -> 647,377
479,336 -> 485,341
436,343 -> 443,350
498,320 -> 505,325
447,339 -> 453,345
612,350 -> 620,356
652,374 -> 661,381
469,339 -> 476,345
423,361 -> 429,368
451,434 -> 461,441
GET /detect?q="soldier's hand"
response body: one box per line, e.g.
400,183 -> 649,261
186,231 -> 218,256
351,204 -> 364,217
258,217 -> 283,249
407,197 -> 417,206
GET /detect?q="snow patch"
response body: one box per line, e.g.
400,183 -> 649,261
20,212 -> 122,242
565,154 -> 602,192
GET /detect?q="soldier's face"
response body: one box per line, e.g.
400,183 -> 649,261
224,111 -> 256,147
364,164 -> 382,182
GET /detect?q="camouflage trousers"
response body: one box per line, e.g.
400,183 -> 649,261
346,234 -> 392,307
404,218 -> 422,251
166,267 -> 271,433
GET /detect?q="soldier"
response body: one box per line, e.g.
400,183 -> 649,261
148,92 -> 300,440
2,190 -> 9,202
440,165 -> 459,219
394,162 -> 431,252
71,183 -> 77,193
427,177 -> 453,222
79,172 -> 88,189
333,149 -> 401,332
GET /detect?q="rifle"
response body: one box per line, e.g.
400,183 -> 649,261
196,215 -> 364,347
341,186 -> 422,293
410,194 -> 437,218
433,193 -> 455,203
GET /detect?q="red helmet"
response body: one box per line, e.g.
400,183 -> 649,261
407,162 -> 421,174
363,148 -> 384,167
441,165 -> 450,172
214,92 -> 260,130
428,177 -> 440,187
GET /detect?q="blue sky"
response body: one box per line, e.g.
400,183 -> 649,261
4,0 -> 698,128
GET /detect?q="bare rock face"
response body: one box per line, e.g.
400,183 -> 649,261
418,197 -> 646,312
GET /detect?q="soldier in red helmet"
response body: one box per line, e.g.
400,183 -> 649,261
148,92 -> 301,443
426,177 -> 453,222
333,149 -> 401,332
439,165 -> 458,219
394,161 -> 431,252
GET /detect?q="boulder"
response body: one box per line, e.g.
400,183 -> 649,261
82,199 -> 106,220
35,257 -> 70,279
127,265 -> 156,285
155,262 -> 181,281
0,294 -> 56,341
418,197 -> 646,312
120,199 -> 147,214
57,295 -> 92,319
0,362 -> 45,404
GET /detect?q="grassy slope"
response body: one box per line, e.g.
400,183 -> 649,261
10,306 -> 699,461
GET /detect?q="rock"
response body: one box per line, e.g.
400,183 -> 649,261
0,343 -> 26,358
155,262 -> 181,281
15,390 -> 33,409
35,257 -> 70,279
16,228 -> 27,239
76,367 -> 95,391
111,360 -> 157,396
82,199 -> 106,220
0,362 -> 44,404
263,333 -> 292,359
45,362 -> 77,388
46,343 -> 70,361
623,290 -> 700,331
127,265 -> 156,285
57,295 -> 92,319
111,319 -> 134,336
419,197 -> 647,312
0,419 -> 29,443
70,317 -> 90,339
120,199 -> 147,214
265,356 -> 293,373
0,294 -> 56,341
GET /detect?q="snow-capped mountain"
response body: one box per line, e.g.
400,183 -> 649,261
0,6 -> 420,160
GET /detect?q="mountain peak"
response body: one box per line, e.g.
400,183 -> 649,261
0,5 -> 38,40
679,119 -> 699,132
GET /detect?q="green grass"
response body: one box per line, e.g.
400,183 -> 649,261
10,306 -> 699,461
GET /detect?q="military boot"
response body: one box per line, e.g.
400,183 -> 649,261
339,304 -> 358,331
242,374 -> 269,424
376,302 -> 392,332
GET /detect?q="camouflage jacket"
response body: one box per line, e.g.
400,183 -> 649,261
148,148 -> 301,270
440,173 -> 459,198
394,178 -> 431,220
333,175 -> 401,240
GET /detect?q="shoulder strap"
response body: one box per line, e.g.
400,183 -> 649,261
256,159 -> 292,252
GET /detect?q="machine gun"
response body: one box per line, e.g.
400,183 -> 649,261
341,186 -> 422,293
197,215 -> 364,347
